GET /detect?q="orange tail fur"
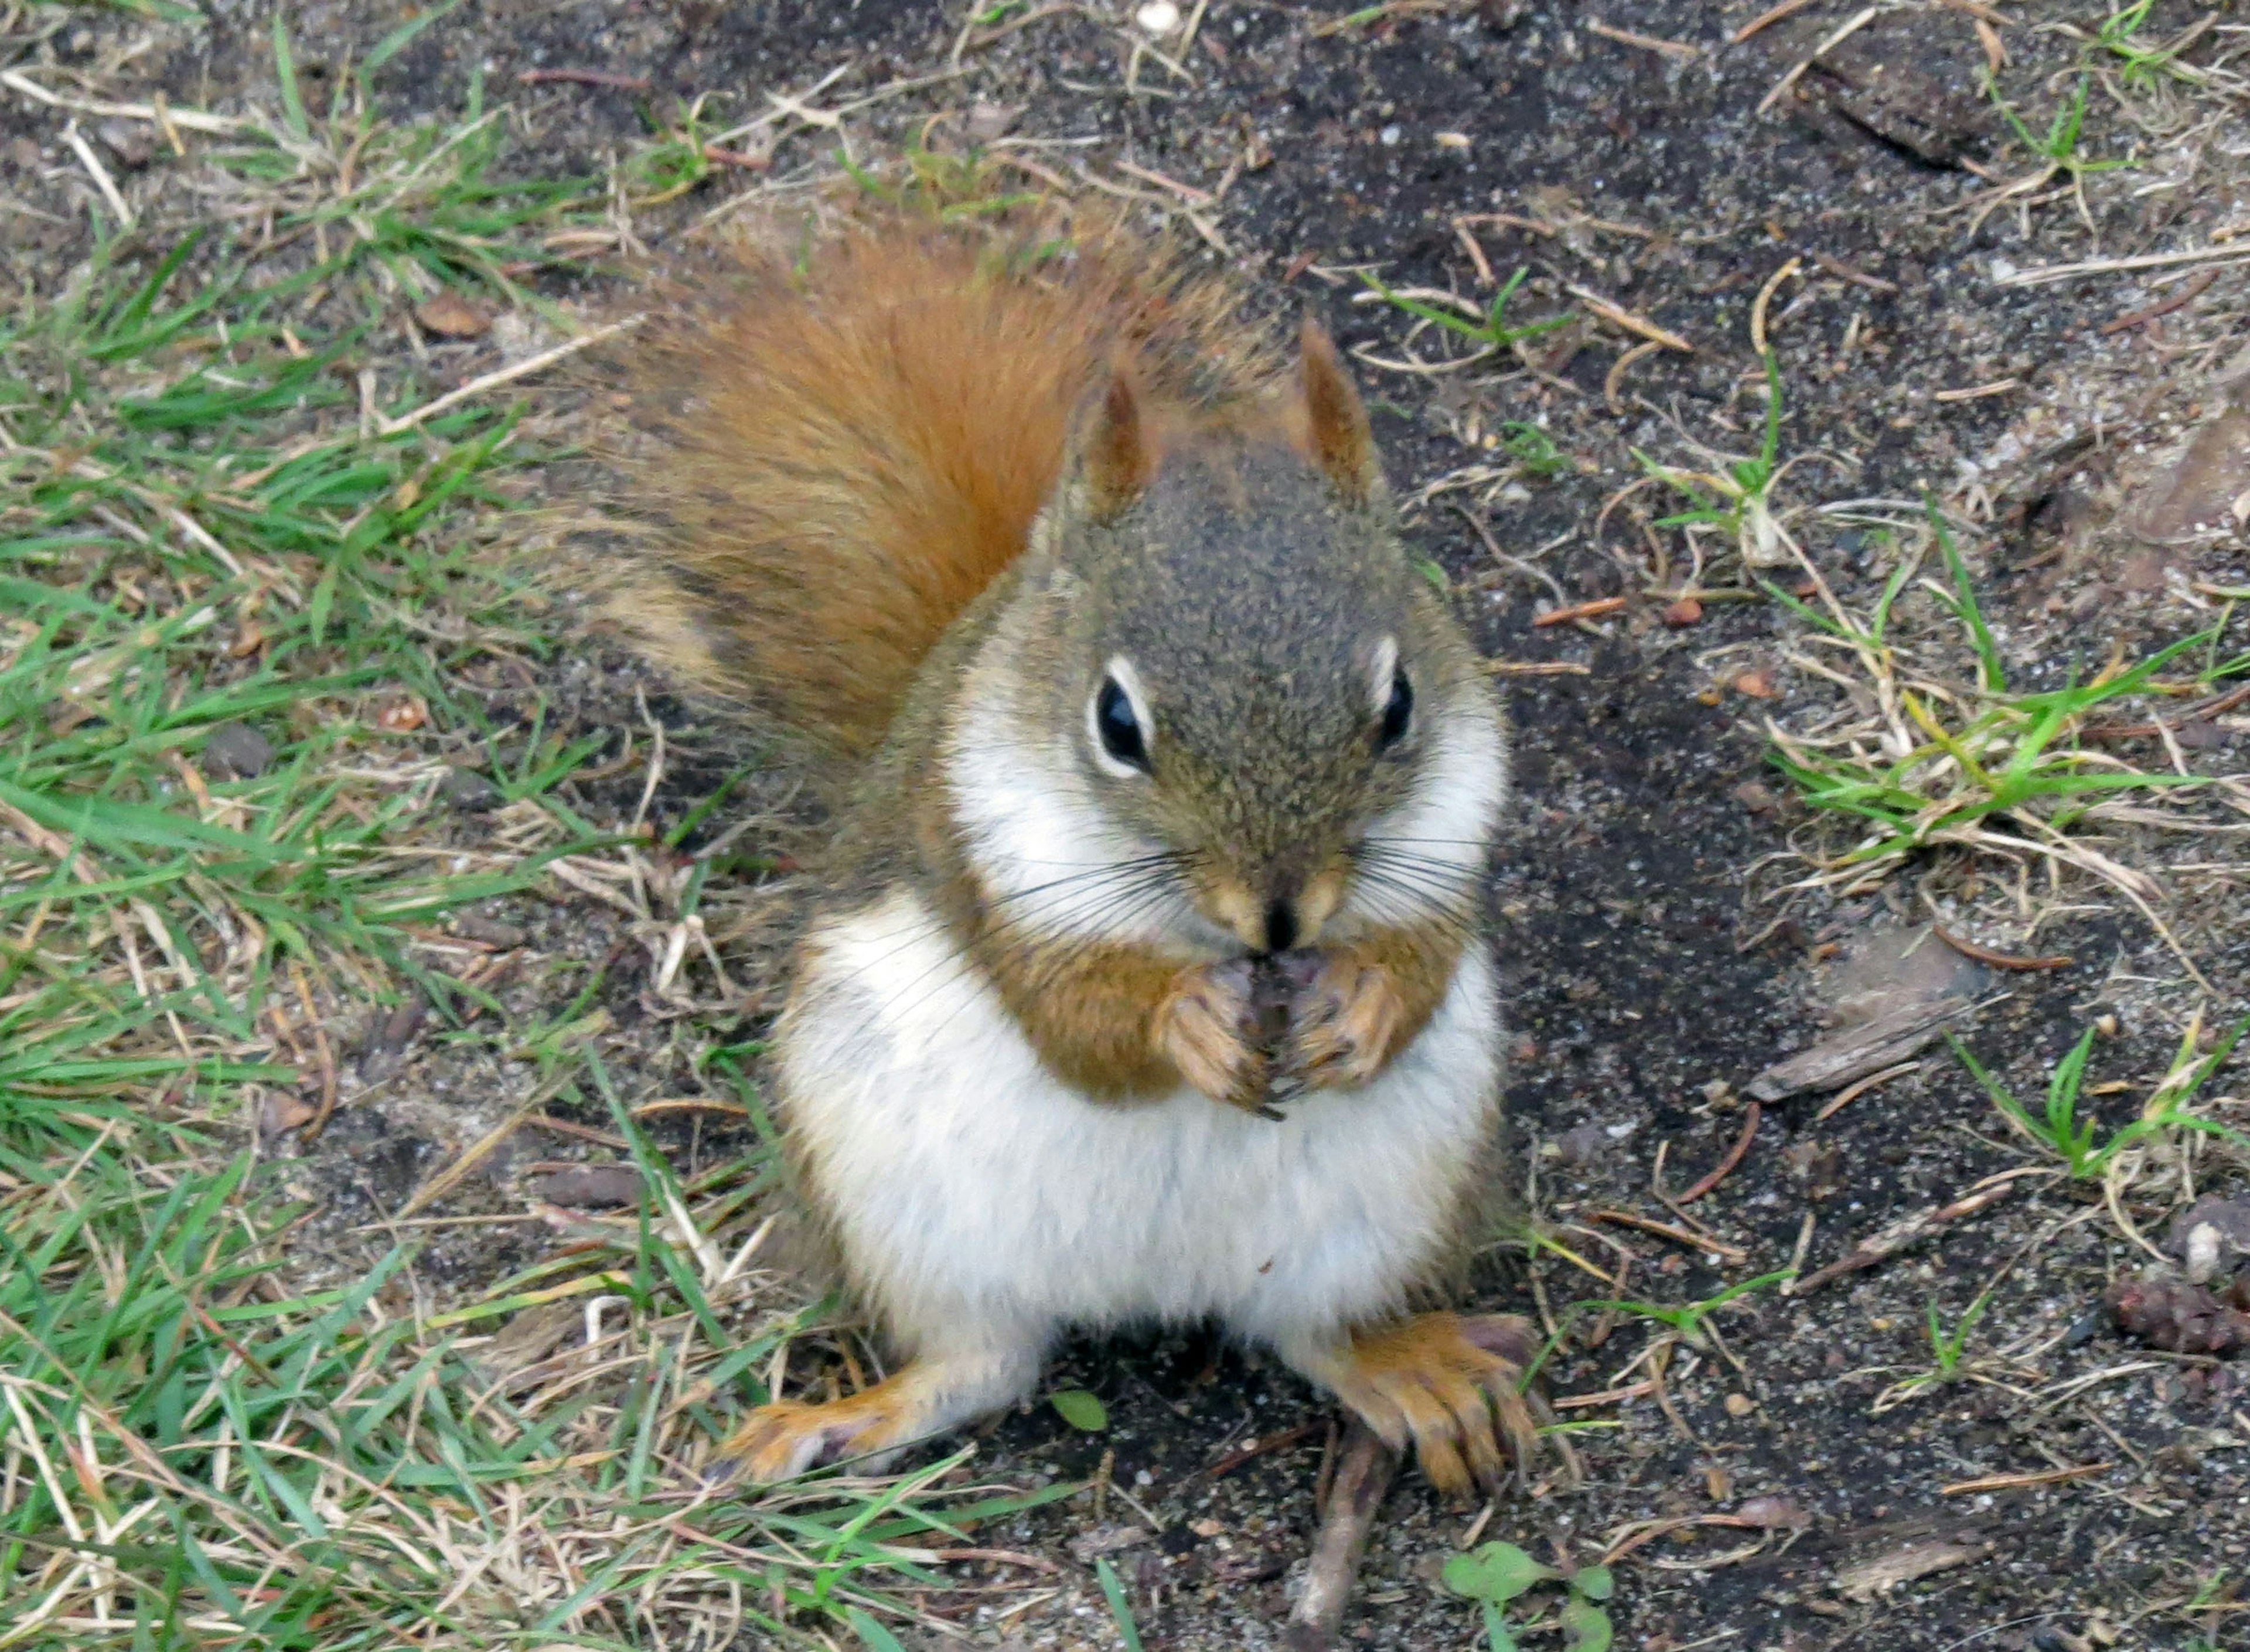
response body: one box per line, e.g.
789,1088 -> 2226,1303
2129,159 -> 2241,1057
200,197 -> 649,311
607,213 -> 1273,767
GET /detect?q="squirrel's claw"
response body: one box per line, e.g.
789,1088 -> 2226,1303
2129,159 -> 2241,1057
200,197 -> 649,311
1283,954 -> 1407,1091
1158,959 -> 1276,1114
1320,1312 -> 1540,1504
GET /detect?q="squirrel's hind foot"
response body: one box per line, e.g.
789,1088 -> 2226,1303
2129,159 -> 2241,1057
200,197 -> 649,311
1304,1312 -> 1540,1504
705,1385 -> 919,1486
705,1347 -> 1038,1487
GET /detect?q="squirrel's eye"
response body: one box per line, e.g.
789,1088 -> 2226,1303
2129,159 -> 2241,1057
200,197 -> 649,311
1377,670 -> 1414,752
1094,675 -> 1150,773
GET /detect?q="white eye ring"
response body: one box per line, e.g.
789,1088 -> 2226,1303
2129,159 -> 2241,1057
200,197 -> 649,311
1088,655 -> 1155,778
1368,636 -> 1400,716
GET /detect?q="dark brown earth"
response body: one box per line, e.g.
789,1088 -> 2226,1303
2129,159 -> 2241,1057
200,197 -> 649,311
9,2 -> 2249,1649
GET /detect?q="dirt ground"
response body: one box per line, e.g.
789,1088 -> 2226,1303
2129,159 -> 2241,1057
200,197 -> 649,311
9,2 -> 2250,1649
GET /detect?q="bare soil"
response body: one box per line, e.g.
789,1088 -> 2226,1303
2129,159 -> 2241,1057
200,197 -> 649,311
9,3 -> 2249,1649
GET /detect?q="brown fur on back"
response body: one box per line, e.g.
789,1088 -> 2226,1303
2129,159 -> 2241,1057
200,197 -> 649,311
607,213 -> 1276,770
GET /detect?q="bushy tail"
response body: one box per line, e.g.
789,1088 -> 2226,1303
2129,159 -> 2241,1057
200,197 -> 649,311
605,211 -> 1272,767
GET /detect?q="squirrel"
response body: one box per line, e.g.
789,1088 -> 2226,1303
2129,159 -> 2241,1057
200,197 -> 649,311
607,207 -> 1537,1502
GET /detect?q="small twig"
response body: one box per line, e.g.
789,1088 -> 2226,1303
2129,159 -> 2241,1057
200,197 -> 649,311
1733,0 -> 1821,43
1567,285 -> 1695,352
2081,681 -> 2250,741
1533,595 -> 1628,627
1,68 -> 254,134
1813,1059 -> 1921,1122
1757,6 -> 1880,116
517,69 -> 654,90
1939,1462 -> 2109,1496
1283,1418 -> 1398,1652
1749,257 -> 1802,354
1934,378 -> 2019,404
1930,926 -> 2074,972
381,315 -> 644,434
1198,1419 -> 1324,1482
2099,268 -> 2219,335
1997,245 -> 2250,288
1787,1169 -> 2049,1296
1485,660 -> 1594,677
1551,1379 -> 1657,1411
1587,19 -> 1701,60
1587,1209 -> 1750,1265
1812,251 -> 1900,295
62,122 -> 134,229
1676,1101 -> 1762,1204
1605,339 -> 1662,414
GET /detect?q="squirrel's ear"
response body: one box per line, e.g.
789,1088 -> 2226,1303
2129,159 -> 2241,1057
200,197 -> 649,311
1296,316 -> 1381,504
1078,368 -> 1155,521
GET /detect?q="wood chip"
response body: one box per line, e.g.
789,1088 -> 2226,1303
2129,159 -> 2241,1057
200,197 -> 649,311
1282,1419 -> 1397,1652
1746,996 -> 1976,1103
1836,1536 -> 1989,1600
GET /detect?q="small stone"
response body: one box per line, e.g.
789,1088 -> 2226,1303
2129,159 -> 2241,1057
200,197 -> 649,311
454,912 -> 527,947
202,722 -> 274,780
1733,780 -> 1778,813
1378,124 -> 1402,146
375,695 -> 427,733
97,118 -> 155,168
1662,596 -> 1704,627
1723,1392 -> 1756,1417
964,101 -> 1021,144
1553,1121 -> 1608,1166
1133,0 -> 1180,34
441,767 -> 503,811
1733,671 -> 1776,699
1068,1524 -> 1152,1562
258,1088 -> 319,1136
1734,1494 -> 1811,1528
414,290 -> 490,338
1188,1517 -> 1225,1538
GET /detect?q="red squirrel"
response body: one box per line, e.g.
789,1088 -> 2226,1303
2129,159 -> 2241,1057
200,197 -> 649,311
609,209 -> 1535,1499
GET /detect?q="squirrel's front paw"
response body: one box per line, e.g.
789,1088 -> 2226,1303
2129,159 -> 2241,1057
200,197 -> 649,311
1158,959 -> 1274,1114
1283,953 -> 1407,1090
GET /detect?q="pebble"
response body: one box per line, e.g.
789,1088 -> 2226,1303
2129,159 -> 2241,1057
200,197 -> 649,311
1134,0 -> 1179,34
201,721 -> 274,780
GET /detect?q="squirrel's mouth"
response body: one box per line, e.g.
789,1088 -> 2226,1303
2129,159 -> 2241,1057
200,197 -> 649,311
1196,863 -> 1346,954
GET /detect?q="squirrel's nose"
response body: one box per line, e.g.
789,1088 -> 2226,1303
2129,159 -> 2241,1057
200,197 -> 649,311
1263,899 -> 1299,953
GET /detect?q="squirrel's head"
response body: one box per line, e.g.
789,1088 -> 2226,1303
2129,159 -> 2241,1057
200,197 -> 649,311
945,321 -> 1507,958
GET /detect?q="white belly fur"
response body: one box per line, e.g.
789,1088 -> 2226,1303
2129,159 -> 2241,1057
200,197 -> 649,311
778,890 -> 1501,1361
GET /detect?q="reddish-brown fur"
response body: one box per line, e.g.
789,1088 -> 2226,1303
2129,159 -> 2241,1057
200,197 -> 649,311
609,216 -> 1274,767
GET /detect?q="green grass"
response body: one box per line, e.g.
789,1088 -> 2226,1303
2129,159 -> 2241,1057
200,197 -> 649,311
1951,1013 -> 2249,1181
1765,510 -> 2244,915
1574,1271 -> 1793,1351
1362,265 -> 1572,362
1638,351 -> 1788,566
0,63 -> 1061,1652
